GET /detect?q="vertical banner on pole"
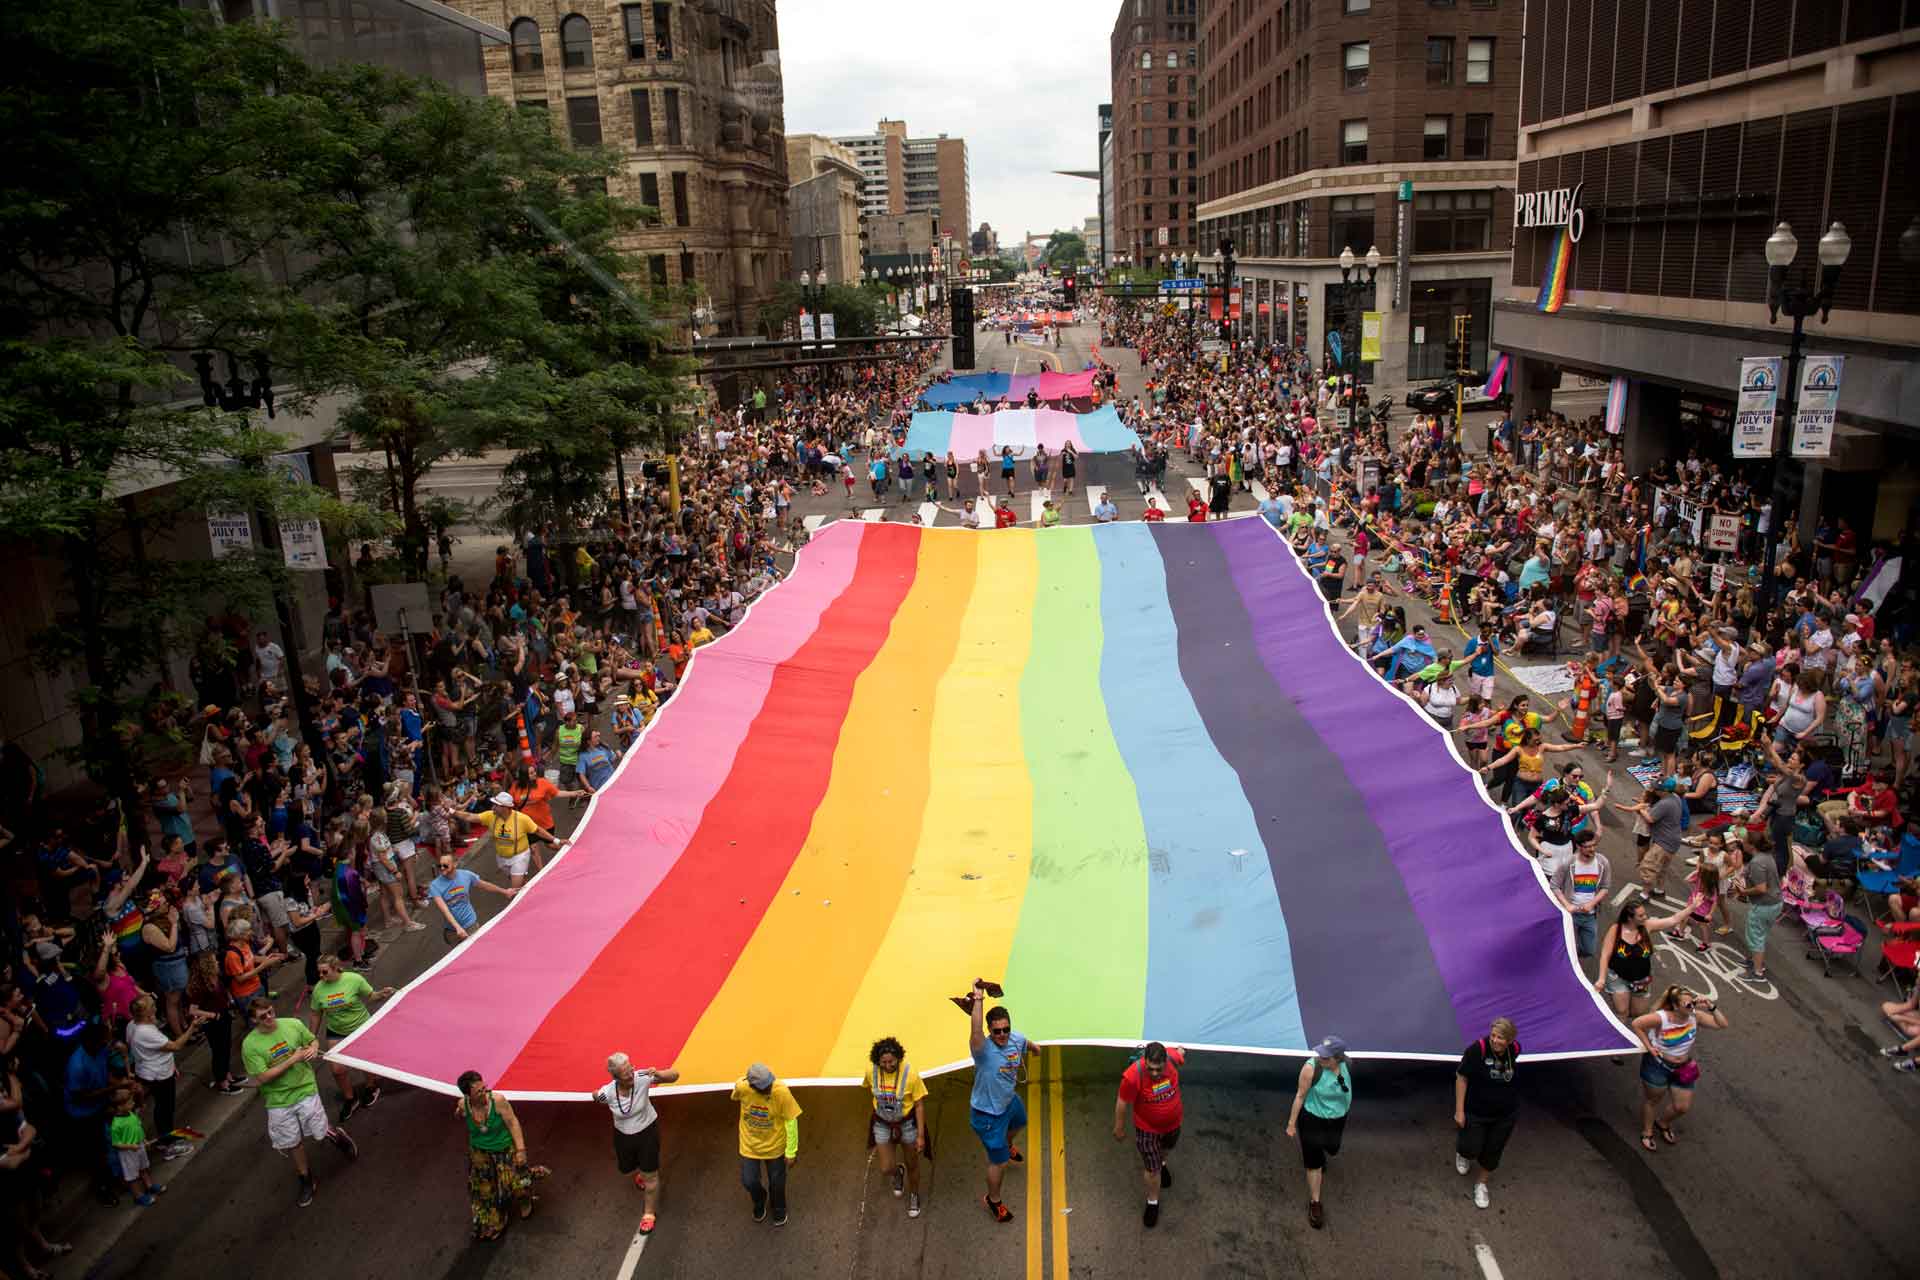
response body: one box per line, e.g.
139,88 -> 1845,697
1789,354 -> 1843,458
818,313 -> 837,349
1732,357 -> 1781,458
271,451 -> 330,570
1359,311 -> 1383,363
207,512 -> 254,558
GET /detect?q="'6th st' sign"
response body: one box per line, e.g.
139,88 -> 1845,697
1515,182 -> 1586,243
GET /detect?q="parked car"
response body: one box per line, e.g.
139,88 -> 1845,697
1405,374 -> 1510,414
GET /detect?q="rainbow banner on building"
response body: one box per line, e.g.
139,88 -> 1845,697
900,405 -> 1138,458
1536,225 -> 1574,313
334,522 -> 1631,1099
918,370 -> 1098,407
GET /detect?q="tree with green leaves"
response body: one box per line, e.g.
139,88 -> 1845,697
1044,232 -> 1089,271
0,0 -> 366,809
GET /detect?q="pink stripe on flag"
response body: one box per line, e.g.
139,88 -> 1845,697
947,413 -> 996,461
1033,409 -> 1080,453
333,527 -> 868,1086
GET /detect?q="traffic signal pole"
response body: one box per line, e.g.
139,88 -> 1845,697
1452,313 -> 1469,443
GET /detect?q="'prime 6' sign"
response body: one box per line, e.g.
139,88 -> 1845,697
1515,182 -> 1585,242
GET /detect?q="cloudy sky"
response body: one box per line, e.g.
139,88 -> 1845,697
777,0 -> 1113,244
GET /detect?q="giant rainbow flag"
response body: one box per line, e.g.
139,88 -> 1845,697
918,370 -> 1098,407
334,522 -> 1632,1098
899,406 -> 1137,458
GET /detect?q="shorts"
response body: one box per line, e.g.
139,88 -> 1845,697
613,1122 -> 661,1175
1455,1112 -> 1517,1172
969,1094 -> 1028,1166
1602,969 -> 1651,998
1471,674 -> 1496,701
1639,1054 -> 1696,1092
152,955 -> 190,994
117,1145 -> 152,1181
1297,1110 -> 1346,1170
1605,718 -> 1625,743
871,1116 -> 919,1147
1134,1125 -> 1180,1172
392,839 -> 418,862
1652,723 -> 1682,753
255,891 -> 292,930
368,858 -> 398,886
1744,900 -> 1783,952
497,850 -> 531,879
265,1094 -> 331,1150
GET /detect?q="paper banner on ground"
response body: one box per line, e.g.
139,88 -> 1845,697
1506,662 -> 1580,697
332,522 -> 1633,1099
900,406 -> 1137,458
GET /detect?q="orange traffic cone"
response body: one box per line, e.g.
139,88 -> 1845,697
515,709 -> 536,768
1436,566 -> 1454,626
1566,670 -> 1595,743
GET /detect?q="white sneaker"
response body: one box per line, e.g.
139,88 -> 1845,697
1455,1153 -> 1471,1176
1473,1182 -> 1490,1209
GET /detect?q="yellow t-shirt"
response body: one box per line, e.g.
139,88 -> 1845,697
689,625 -> 715,648
490,809 -> 540,858
869,1065 -> 927,1117
731,1079 -> 801,1159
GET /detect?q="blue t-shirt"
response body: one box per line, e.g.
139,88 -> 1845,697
579,744 -> 619,790
1465,635 -> 1500,676
969,1030 -> 1029,1116
430,868 -> 481,930
65,1044 -> 110,1119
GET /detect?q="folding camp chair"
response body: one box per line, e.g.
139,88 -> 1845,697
1857,833 -> 1920,900
1872,917 -> 1920,1000
1806,913 -> 1869,978
1687,697 -> 1724,747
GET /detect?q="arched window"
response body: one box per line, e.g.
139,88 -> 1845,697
1139,51 -> 1152,69
510,17 -> 542,73
560,14 -> 594,69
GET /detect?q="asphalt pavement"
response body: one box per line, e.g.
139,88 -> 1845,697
57,324 -> 1920,1280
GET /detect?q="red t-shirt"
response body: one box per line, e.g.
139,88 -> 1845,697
1117,1053 -> 1185,1133
994,506 -> 1017,528
1143,506 -> 1166,522
1187,498 -> 1208,522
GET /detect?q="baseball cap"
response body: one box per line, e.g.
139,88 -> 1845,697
491,791 -> 516,807
746,1063 -> 775,1092
1312,1035 -> 1348,1060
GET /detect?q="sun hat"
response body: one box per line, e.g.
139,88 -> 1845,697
491,791 -> 516,807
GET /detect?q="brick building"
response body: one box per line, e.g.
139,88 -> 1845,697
1496,2 -> 1920,541
1195,0 -> 1522,387
1109,0 -> 1201,270
449,1 -> 791,336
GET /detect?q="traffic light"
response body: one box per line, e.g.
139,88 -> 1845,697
950,288 -> 976,370
1445,334 -> 1466,375
1062,274 -> 1077,306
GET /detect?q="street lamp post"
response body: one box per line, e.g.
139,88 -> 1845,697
1214,238 -> 1237,346
1756,220 -> 1852,628
1337,244 -> 1382,401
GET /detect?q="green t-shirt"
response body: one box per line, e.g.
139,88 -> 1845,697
309,971 -> 375,1036
555,722 -> 584,765
109,1112 -> 145,1149
243,1017 -> 319,1109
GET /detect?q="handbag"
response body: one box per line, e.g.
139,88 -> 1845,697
1670,1059 -> 1701,1087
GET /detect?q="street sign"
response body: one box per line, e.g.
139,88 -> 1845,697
1157,278 -> 1206,293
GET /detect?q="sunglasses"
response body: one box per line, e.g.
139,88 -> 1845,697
988,1026 -> 1012,1038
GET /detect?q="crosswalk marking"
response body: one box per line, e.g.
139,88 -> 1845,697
1030,488 -> 1046,525
802,514 -> 829,535
1145,488 -> 1171,514
918,501 -> 939,527
1187,476 -> 1209,498
1084,485 -> 1107,520
1251,478 -> 1272,503
861,508 -> 884,522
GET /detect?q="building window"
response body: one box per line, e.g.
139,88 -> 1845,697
1340,118 -> 1367,164
639,172 -> 660,217
1141,50 -> 1153,68
1471,0 -> 1497,7
664,88 -> 681,144
631,88 -> 652,143
1463,113 -> 1491,159
509,17 -> 542,72
1423,116 -> 1450,160
672,172 -> 689,225
1427,37 -> 1454,85
1429,0 -> 1455,7
518,98 -> 548,116
622,5 -> 646,58
652,2 -> 673,59
566,95 -> 601,146
1329,195 -> 1374,256
649,255 -> 669,288
680,250 -> 696,283
1343,0 -> 1369,11
1413,190 -> 1493,252
1343,42 -> 1369,90
560,14 -> 593,69
1166,52 -> 1178,68
1466,37 -> 1493,83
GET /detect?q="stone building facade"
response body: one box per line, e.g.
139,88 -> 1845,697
449,1 -> 791,336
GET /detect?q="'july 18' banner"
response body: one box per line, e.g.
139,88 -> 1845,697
1732,357 -> 1781,458
1789,354 -> 1843,459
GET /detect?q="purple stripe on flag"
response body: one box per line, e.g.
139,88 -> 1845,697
1212,519 -> 1632,1056
1150,524 -> 1460,1051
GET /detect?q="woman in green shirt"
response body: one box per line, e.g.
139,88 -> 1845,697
454,1070 -> 539,1240
1285,1036 -> 1354,1231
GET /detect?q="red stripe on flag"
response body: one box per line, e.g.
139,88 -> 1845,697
496,526 -> 922,1088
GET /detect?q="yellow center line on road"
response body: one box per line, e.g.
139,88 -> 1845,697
1048,1046 -> 1069,1279
1025,1058 -> 1043,1278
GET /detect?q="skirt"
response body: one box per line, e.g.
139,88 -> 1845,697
468,1147 -> 534,1237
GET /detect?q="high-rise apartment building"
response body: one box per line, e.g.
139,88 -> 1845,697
1109,0 -> 1200,270
1194,0 -> 1522,387
1496,2 -> 1920,542
834,120 -> 971,241
450,1 -> 791,336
